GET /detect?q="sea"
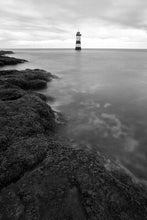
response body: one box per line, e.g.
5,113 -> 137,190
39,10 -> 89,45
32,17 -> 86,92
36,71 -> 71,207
2,48 -> 147,182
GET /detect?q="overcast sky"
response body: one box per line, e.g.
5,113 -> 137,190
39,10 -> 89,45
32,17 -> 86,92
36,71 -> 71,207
1,0 -> 147,48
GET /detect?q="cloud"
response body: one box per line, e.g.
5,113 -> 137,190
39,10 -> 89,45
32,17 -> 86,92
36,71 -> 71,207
0,0 -> 147,48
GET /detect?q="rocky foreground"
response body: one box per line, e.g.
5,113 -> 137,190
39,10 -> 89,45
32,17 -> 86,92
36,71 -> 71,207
0,52 -> 147,220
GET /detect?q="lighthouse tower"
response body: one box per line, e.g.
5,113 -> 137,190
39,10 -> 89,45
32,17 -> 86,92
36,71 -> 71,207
75,31 -> 82,50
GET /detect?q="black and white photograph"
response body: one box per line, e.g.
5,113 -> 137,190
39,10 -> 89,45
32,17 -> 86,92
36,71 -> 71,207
0,0 -> 147,219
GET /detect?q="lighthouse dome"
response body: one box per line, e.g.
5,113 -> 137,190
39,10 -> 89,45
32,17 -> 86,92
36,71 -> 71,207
76,31 -> 81,36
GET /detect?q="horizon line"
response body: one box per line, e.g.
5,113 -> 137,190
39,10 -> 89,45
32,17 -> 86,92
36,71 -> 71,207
2,48 -> 147,50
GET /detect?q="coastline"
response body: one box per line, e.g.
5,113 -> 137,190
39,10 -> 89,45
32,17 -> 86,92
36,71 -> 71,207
0,51 -> 147,219
0,50 -> 27,67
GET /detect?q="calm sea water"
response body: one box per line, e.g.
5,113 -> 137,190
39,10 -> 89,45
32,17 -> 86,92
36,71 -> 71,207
2,49 -> 147,181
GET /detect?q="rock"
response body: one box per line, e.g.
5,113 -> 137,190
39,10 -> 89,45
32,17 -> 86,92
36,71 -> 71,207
0,50 -> 26,67
0,144 -> 147,220
33,92 -> 47,102
0,189 -> 24,219
0,55 -> 27,67
0,68 -> 57,191
0,50 -> 14,56
0,88 -> 25,101
0,69 -> 54,90
0,92 -> 56,188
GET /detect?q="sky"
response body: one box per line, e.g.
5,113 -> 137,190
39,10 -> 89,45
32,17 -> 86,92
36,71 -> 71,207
0,0 -> 147,48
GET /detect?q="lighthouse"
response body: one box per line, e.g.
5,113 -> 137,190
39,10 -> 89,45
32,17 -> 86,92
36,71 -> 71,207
75,31 -> 82,50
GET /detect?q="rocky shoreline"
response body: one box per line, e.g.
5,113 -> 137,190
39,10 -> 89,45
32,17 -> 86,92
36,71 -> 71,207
0,51 -> 147,220
0,50 -> 27,67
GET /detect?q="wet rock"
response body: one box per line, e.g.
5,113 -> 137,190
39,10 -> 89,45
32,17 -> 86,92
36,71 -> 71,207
0,69 -> 54,90
0,68 -> 57,191
0,55 -> 26,67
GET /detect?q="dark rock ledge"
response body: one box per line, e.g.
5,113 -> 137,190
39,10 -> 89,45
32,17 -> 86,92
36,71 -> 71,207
0,50 -> 27,67
0,52 -> 147,220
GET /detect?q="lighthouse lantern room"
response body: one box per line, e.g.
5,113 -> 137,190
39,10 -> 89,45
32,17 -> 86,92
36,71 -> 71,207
75,31 -> 82,50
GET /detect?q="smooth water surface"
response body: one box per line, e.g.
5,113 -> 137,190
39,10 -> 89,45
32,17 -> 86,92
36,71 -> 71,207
2,49 -> 147,181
